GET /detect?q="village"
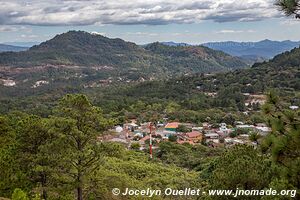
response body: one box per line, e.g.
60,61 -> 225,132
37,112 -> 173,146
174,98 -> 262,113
100,119 -> 272,151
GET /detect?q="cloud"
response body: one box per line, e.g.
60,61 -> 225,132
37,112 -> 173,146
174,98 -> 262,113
125,32 -> 159,36
0,25 -> 29,32
0,0 -> 280,26
216,29 -> 256,34
280,19 -> 300,26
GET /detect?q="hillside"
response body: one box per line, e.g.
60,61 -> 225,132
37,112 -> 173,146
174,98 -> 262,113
145,42 -> 246,72
0,31 -> 247,82
0,44 -> 28,52
100,46 -> 300,103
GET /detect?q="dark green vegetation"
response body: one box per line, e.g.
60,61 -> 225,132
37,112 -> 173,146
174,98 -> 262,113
0,31 -> 246,81
0,28 -> 299,200
84,45 -> 300,124
0,93 -> 299,200
275,0 -> 300,18
1,43 -> 300,125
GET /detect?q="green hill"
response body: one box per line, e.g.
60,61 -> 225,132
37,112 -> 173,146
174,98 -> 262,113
99,46 -> 300,105
0,31 -> 247,80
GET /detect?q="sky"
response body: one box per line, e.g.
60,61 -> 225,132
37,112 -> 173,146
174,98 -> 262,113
0,0 -> 300,46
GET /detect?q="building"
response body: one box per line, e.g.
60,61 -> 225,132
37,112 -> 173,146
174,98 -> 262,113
192,127 -> 203,131
255,126 -> 271,135
185,131 -> 203,143
205,133 -> 219,143
165,122 -> 179,132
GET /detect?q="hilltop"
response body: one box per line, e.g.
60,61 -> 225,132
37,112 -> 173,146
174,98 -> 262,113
0,31 -> 247,81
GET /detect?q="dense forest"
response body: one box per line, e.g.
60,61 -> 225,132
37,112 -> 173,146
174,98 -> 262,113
0,31 -> 246,81
0,92 -> 299,199
0,27 -> 299,200
1,44 -> 300,125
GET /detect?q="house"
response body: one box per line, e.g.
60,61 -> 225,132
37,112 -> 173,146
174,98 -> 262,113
124,122 -> 139,131
162,130 -> 177,138
205,133 -> 219,143
165,122 -> 179,132
185,131 -> 203,143
180,123 -> 195,129
236,125 -> 255,129
202,122 -> 211,129
192,127 -> 203,131
255,126 -> 271,135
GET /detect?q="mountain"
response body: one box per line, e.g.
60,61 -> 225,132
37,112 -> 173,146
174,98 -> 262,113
109,45 -> 300,102
0,44 -> 28,52
4,42 -> 40,48
145,42 -> 246,72
4,42 -> 40,47
160,41 -> 190,47
202,40 -> 300,59
0,31 -> 247,81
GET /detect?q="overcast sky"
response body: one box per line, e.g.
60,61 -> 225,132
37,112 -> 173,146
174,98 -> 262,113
1,0 -> 300,45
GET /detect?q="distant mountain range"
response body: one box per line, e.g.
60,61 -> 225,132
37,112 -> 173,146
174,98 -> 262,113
202,39 -> 300,58
0,31 -> 247,81
4,42 -> 40,47
158,40 -> 300,64
0,44 -> 29,52
160,42 -> 190,47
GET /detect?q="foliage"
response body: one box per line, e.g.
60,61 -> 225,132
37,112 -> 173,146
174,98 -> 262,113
0,31 -> 246,82
130,142 -> 141,150
156,142 -> 223,171
176,125 -> 191,133
168,135 -> 178,142
249,132 -> 261,142
261,91 -> 300,188
275,0 -> 300,17
207,145 -> 272,200
11,189 -> 29,200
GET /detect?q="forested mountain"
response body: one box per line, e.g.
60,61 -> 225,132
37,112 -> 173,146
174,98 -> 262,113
93,45 -> 300,117
0,44 -> 28,52
104,45 -> 300,97
0,34 -> 299,200
0,31 -> 247,81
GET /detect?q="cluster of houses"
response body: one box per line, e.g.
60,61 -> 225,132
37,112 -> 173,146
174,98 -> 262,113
103,119 -> 272,150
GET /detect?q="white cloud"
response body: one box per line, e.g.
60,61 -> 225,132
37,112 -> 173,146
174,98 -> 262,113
216,29 -> 256,34
280,19 -> 300,26
125,32 -> 159,36
0,0 -> 280,26
21,34 -> 38,38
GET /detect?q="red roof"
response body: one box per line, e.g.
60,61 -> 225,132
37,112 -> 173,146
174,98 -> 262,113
186,131 -> 202,138
165,122 -> 180,129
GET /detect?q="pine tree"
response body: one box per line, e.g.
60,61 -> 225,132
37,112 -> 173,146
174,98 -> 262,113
275,0 -> 300,18
49,94 -> 111,200
261,91 -> 300,188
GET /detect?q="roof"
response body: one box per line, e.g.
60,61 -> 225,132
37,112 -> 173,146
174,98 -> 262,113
186,131 -> 202,138
205,133 -> 219,137
236,125 -> 254,129
255,127 -> 271,132
165,122 -> 179,129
